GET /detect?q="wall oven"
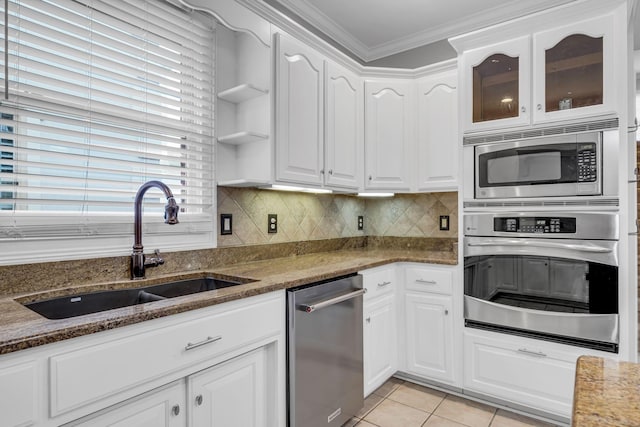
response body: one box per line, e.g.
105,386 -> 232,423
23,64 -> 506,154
468,130 -> 618,200
463,211 -> 619,352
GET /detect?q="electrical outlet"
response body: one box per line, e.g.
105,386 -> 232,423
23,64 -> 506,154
358,215 -> 364,231
439,215 -> 450,231
268,214 -> 277,233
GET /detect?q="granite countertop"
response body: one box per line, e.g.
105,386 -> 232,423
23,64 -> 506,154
572,355 -> 640,426
0,247 -> 456,355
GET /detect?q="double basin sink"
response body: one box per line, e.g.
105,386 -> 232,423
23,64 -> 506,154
23,276 -> 255,320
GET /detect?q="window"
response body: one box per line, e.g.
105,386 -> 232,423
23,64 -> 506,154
0,0 -> 216,263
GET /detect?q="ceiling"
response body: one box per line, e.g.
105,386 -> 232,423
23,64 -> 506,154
265,0 -> 586,62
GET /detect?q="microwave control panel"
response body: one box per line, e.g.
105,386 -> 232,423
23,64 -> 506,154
577,143 -> 597,182
494,217 -> 577,234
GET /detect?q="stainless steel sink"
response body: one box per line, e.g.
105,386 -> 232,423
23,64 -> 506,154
23,277 -> 254,320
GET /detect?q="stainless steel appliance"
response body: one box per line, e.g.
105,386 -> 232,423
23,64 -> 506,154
468,131 -> 618,200
463,211 -> 619,352
287,274 -> 365,427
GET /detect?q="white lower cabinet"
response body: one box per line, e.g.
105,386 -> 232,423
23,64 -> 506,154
404,293 -> 454,383
361,265 -> 398,397
364,294 -> 397,396
189,346 -> 271,427
66,381 -> 186,427
1,291 -> 285,427
0,360 -> 38,427
463,329 -> 607,418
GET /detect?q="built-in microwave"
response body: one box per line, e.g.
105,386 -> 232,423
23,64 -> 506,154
472,131 -> 613,199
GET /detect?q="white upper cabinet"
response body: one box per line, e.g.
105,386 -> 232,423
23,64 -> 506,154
532,14 -> 615,123
416,69 -> 459,191
274,33 -> 324,186
460,36 -> 531,133
364,80 -> 414,191
452,1 -> 625,134
324,61 -> 363,190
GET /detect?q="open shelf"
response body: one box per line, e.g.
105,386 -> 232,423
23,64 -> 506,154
217,131 -> 269,145
217,83 -> 269,104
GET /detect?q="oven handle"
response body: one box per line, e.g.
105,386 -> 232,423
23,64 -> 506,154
466,240 -> 612,253
298,288 -> 367,313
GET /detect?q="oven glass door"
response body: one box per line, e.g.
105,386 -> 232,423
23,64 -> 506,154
464,251 -> 619,352
464,254 -> 617,314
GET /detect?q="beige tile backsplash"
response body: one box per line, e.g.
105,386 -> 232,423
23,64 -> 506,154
217,187 -> 457,247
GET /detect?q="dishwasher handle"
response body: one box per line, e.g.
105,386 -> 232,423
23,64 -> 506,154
298,288 -> 367,313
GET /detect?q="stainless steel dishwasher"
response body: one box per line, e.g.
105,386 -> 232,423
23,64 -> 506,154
287,274 -> 365,427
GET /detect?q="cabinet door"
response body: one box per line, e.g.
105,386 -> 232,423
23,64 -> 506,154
325,61 -> 363,190
405,293 -> 454,384
68,381 -> 186,427
416,71 -> 458,191
190,346 -> 270,427
462,36 -> 531,132
363,294 -> 397,396
275,33 -> 324,185
532,13 -> 616,123
364,79 -> 414,190
0,361 -> 37,427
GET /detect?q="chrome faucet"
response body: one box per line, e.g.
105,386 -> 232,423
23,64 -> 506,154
131,180 -> 179,279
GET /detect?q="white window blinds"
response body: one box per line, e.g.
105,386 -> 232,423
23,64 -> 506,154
0,0 -> 216,261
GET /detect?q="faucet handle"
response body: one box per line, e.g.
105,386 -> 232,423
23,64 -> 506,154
144,249 -> 165,268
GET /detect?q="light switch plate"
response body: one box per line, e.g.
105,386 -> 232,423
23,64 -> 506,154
439,215 -> 450,231
220,214 -> 232,235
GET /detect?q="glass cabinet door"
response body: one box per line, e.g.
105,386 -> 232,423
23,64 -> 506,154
544,34 -> 603,113
462,36 -> 530,132
533,13 -> 615,122
473,53 -> 520,123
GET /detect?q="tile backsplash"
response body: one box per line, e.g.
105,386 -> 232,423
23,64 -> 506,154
217,187 -> 457,247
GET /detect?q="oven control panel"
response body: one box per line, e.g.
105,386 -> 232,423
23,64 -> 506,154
494,217 -> 577,233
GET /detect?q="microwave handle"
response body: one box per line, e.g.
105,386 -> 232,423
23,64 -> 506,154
466,240 -> 612,253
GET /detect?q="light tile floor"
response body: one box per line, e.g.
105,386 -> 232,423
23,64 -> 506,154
344,378 -> 560,427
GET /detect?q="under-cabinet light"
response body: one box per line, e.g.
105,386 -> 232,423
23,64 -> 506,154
266,184 -> 333,194
356,192 -> 395,198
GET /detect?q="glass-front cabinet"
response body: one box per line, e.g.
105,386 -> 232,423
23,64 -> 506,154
532,14 -> 615,123
461,13 -> 616,133
462,37 -> 531,132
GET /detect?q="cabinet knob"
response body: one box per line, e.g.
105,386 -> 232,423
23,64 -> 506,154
537,104 -> 542,111
328,169 -> 333,175
521,106 -> 526,113
444,309 -> 449,315
366,317 -> 371,323
172,404 -> 181,416
368,175 -> 372,181
195,394 -> 203,406
320,169 -> 325,174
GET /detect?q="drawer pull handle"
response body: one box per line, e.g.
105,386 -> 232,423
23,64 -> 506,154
185,335 -> 222,351
517,348 -> 547,358
378,281 -> 392,287
416,279 -> 437,285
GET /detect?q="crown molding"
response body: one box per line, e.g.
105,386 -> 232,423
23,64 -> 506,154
267,0 -> 577,62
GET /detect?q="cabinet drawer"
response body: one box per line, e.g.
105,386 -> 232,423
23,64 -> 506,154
361,266 -> 396,299
405,266 -> 452,295
50,294 -> 282,417
463,329 -> 602,417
